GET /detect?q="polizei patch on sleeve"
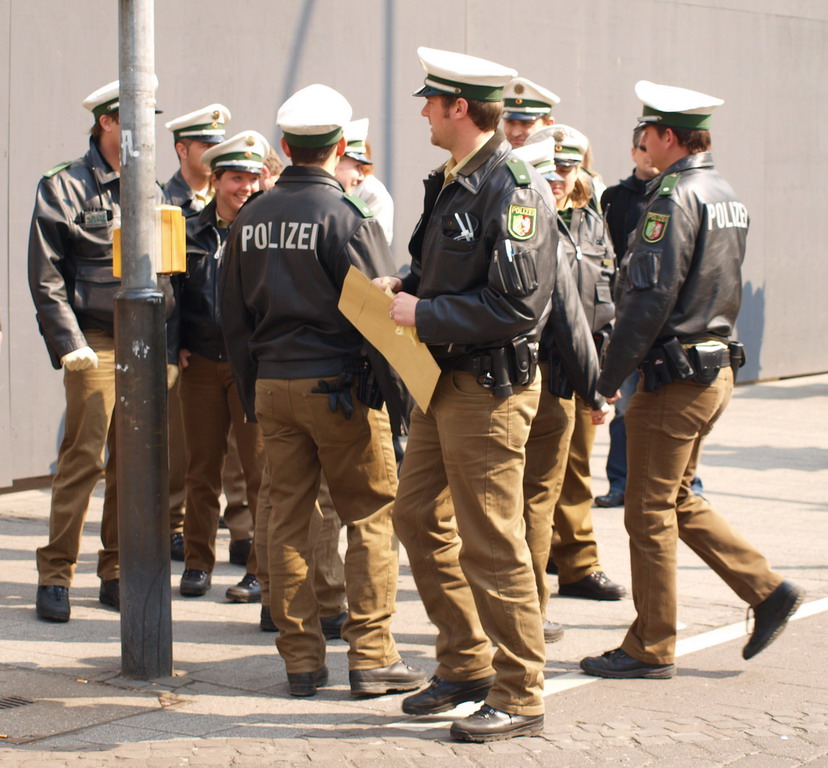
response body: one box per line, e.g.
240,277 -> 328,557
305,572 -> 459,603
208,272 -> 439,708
642,212 -> 670,243
507,205 -> 537,240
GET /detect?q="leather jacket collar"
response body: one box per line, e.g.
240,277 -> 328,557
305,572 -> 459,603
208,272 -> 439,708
86,138 -> 119,185
647,151 -> 715,194
196,197 -> 218,230
277,164 -> 344,191
432,130 -> 511,196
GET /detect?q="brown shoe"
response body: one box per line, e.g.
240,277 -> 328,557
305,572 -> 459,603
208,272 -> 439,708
450,705 -> 544,742
349,660 -> 426,697
287,666 -> 328,697
559,571 -> 626,601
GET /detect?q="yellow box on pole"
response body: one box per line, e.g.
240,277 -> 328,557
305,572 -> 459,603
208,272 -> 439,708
113,204 -> 186,277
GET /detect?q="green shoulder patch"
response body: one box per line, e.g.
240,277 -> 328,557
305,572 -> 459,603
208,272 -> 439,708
343,193 -> 373,218
43,161 -> 72,179
506,156 -> 532,186
507,204 -> 537,240
658,173 -> 680,197
642,211 -> 670,243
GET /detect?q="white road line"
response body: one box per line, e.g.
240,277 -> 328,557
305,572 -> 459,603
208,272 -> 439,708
392,598 -> 828,730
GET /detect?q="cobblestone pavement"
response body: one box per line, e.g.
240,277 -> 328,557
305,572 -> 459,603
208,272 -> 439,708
1,374 -> 826,766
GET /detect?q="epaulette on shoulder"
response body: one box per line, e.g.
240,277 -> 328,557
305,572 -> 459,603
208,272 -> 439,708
658,173 -> 680,197
343,193 -> 373,218
43,161 -> 72,179
506,156 -> 532,187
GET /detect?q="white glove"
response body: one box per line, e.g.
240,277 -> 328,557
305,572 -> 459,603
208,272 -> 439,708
61,346 -> 99,371
166,363 -> 179,390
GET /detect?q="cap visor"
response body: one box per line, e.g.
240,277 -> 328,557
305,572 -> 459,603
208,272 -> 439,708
504,112 -> 537,122
413,84 -> 450,98
543,170 -> 564,182
345,152 -> 372,164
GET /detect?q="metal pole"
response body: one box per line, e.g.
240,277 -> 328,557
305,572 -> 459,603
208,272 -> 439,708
116,0 -> 172,679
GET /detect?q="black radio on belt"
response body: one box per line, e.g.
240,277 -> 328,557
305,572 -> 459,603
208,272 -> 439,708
75,209 -> 113,227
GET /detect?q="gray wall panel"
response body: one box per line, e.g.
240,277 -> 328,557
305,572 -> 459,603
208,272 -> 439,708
2,0 -> 826,484
0,0 -> 11,486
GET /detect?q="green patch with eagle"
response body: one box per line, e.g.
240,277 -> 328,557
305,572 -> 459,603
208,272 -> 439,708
642,212 -> 670,243
507,205 -> 537,240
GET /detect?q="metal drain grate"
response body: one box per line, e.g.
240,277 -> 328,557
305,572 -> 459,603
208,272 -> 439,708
0,696 -> 33,709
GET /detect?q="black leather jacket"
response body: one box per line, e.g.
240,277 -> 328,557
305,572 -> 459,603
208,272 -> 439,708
542,245 -> 604,409
601,171 -> 652,261
598,152 -> 748,395
164,168 -> 205,218
401,131 -> 556,369
28,139 -> 173,368
557,205 -> 615,337
221,165 -> 395,421
178,199 -> 227,362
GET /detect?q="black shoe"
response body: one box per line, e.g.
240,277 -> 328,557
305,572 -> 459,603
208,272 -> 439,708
180,569 -> 211,597
543,620 -> 564,643
350,660 -> 427,698
226,573 -> 261,603
170,532 -> 185,562
36,585 -> 70,622
229,538 -> 252,566
320,611 -> 347,640
450,704 -> 545,742
99,578 -> 120,610
580,648 -> 675,679
402,674 -> 495,715
287,665 -> 329,697
743,580 -> 804,660
545,556 -> 558,575
560,571 -> 627,601
260,605 -> 279,632
594,489 -> 624,508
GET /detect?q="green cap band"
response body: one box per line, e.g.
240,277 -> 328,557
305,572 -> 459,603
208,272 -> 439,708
503,98 -> 551,111
283,127 -> 344,148
424,74 -> 504,102
641,106 -> 713,130
211,151 -> 264,169
173,122 -> 225,141
93,98 -> 119,121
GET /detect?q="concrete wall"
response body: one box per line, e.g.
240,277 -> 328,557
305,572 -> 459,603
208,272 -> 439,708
2,0 -> 827,485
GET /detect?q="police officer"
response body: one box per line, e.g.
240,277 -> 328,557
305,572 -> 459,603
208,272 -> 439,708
510,137 -> 617,639
580,81 -> 804,679
28,79 -> 172,621
221,84 -> 424,699
502,77 -> 559,148
346,118 -> 395,246
380,48 -> 555,742
164,104 -> 230,216
536,125 -> 626,601
175,131 -> 268,602
163,104 -> 231,562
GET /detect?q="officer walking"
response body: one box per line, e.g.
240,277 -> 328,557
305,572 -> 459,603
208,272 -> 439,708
28,79 -> 172,621
221,84 -> 424,699
580,81 -> 804,679
380,48 -> 555,742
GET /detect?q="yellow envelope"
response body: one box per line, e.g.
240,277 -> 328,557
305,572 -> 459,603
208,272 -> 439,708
338,266 -> 440,413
